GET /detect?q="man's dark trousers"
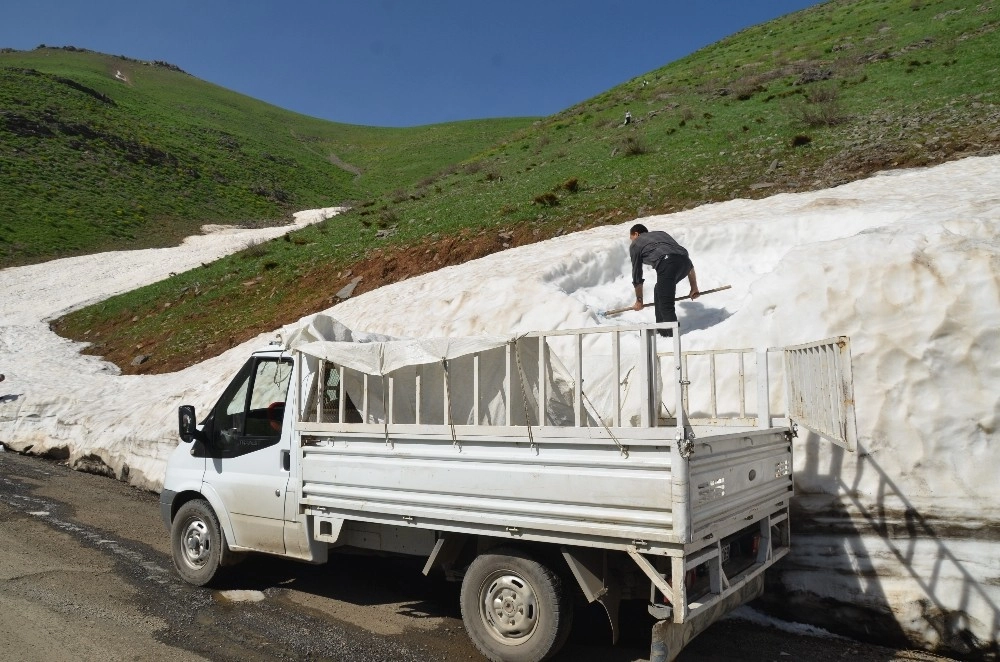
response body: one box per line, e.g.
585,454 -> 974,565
653,255 -> 693,336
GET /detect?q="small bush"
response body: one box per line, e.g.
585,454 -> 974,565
242,238 -> 267,258
800,103 -> 845,127
792,134 -> 812,147
729,77 -> 765,100
796,68 -> 833,85
807,86 -> 838,104
533,192 -> 559,207
792,86 -> 847,127
617,135 -> 648,156
562,177 -> 580,193
379,209 -> 399,227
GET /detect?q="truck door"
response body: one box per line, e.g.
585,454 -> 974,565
203,355 -> 293,554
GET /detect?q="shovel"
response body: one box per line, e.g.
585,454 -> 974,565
602,284 -> 732,317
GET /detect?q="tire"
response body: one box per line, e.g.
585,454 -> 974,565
460,547 -> 574,662
170,499 -> 228,586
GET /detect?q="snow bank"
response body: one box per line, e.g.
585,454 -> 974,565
0,208 -> 343,488
1,159 -> 998,652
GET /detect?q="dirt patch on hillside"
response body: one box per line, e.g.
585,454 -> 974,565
66,224 -> 551,375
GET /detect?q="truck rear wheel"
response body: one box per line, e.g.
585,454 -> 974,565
171,499 -> 227,586
460,547 -> 573,662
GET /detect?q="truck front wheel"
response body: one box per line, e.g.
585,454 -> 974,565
171,499 -> 227,586
460,547 -> 573,662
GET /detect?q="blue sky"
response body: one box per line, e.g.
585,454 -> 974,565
2,1 -> 822,127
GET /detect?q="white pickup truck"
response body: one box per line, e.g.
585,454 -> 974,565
161,317 -> 856,662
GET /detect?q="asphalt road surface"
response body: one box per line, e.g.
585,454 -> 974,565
0,449 -> 957,662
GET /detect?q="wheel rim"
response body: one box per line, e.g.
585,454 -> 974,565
181,517 -> 212,569
479,570 -> 539,646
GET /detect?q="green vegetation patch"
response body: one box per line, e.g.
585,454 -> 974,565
0,47 -> 532,266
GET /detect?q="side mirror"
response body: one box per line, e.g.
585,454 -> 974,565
178,405 -> 200,443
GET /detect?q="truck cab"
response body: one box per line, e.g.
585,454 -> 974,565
162,348 -> 300,582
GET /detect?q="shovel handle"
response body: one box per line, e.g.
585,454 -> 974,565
603,284 -> 732,317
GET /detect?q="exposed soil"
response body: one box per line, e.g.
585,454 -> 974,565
63,224 -> 551,375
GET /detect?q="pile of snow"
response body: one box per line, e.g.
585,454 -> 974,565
1,159 -> 998,652
0,208 -> 343,484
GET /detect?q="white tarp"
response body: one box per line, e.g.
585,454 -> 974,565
283,312 -> 396,347
294,335 -> 512,375
286,314 -> 584,427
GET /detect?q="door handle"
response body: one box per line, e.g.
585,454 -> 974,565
280,449 -> 290,472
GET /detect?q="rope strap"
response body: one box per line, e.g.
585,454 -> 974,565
512,339 -> 538,455
580,390 -> 629,458
381,375 -> 392,448
442,359 -> 460,451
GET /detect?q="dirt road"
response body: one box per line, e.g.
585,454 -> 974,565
0,449 -> 956,662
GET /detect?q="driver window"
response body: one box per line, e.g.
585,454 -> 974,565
246,359 -> 292,437
215,364 -> 252,452
211,357 -> 292,457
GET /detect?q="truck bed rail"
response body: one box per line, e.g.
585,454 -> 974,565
290,324 -> 825,555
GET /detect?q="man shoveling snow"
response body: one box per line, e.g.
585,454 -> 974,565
628,223 -> 700,336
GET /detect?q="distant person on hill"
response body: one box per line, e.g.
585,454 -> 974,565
629,224 -> 699,337
624,110 -> 632,125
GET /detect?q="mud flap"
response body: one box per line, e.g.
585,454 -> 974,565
649,573 -> 764,662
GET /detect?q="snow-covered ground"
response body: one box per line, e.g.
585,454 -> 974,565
1,158 -> 998,653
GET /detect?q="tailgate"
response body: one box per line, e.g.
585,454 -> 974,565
688,429 -> 792,539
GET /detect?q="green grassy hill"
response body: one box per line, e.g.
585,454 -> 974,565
35,0 -> 1000,372
0,47 -> 533,265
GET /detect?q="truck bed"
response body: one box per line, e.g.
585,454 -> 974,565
289,326 -> 854,564
295,421 -> 792,555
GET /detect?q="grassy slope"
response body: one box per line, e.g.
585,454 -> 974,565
0,47 -> 533,265
48,0 -> 1000,373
